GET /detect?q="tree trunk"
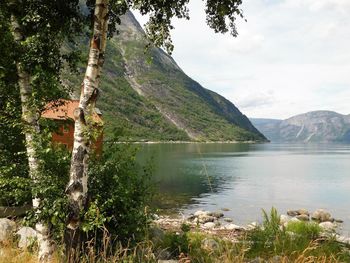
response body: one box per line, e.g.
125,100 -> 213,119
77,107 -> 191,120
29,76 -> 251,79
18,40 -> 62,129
10,15 -> 54,262
65,0 -> 109,258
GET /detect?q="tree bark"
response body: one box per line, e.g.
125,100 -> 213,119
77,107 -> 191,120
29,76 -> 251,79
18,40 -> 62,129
65,0 -> 109,258
10,15 -> 54,263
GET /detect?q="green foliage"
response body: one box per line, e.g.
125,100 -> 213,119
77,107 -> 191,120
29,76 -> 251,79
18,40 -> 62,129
285,221 -> 321,240
85,141 -> 153,246
24,138 -> 71,240
156,223 -> 191,258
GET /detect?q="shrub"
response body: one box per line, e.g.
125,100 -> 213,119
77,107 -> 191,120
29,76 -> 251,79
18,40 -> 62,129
85,142 -> 153,247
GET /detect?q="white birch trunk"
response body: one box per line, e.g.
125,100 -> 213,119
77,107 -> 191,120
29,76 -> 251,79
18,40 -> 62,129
65,0 -> 109,256
10,15 -> 54,262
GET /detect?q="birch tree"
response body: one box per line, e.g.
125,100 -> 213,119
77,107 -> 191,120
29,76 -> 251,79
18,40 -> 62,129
65,0 -> 244,254
2,1 -> 83,261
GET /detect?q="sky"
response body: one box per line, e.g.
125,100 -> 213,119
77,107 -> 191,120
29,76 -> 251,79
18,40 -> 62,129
134,0 -> 350,119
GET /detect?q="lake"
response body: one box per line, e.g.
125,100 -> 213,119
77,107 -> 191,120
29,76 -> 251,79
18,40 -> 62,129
137,143 -> 350,235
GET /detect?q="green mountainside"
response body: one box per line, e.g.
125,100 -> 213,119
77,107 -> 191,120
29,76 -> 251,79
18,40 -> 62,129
65,11 -> 266,142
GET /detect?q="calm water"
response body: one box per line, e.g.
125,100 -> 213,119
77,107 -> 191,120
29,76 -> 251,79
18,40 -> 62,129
137,143 -> 350,234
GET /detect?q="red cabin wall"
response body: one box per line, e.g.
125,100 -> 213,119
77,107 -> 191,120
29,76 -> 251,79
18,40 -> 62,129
52,121 -> 103,154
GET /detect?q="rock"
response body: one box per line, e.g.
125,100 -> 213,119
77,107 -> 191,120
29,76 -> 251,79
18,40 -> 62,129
280,215 -> 290,225
223,217 -> 233,222
335,219 -> 344,223
319,222 -> 337,232
312,209 -> 332,222
0,218 -> 16,242
158,260 -> 178,263
336,235 -> 350,244
208,211 -> 224,218
153,214 -> 160,220
287,210 -> 299,217
296,214 -> 309,221
16,227 -> 37,248
246,222 -> 258,230
198,215 -> 216,224
221,208 -> 230,211
201,238 -> 219,250
203,222 -> 216,229
297,209 -> 309,216
186,214 -> 195,221
224,223 -> 243,231
194,210 -> 209,217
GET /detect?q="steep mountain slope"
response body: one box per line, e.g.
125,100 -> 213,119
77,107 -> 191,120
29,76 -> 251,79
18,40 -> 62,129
65,12 -> 266,142
251,111 -> 350,143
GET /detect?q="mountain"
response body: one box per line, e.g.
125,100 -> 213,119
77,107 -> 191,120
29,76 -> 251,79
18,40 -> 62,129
251,111 -> 350,143
64,11 -> 266,142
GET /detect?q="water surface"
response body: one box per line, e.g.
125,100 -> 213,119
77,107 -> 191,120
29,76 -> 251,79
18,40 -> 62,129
137,143 -> 350,234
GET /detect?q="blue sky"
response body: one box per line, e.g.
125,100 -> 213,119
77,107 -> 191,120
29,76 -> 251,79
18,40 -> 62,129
134,0 -> 350,119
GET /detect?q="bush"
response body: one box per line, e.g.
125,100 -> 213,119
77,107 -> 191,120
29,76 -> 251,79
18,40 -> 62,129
84,142 -> 153,247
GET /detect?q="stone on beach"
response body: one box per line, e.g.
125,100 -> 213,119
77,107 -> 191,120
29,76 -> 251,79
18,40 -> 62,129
319,221 -> 337,232
312,209 -> 332,222
224,223 -> 243,231
203,222 -> 216,229
280,215 -> 291,225
0,218 -> 16,242
16,227 -> 37,248
201,238 -> 219,250
296,214 -> 309,221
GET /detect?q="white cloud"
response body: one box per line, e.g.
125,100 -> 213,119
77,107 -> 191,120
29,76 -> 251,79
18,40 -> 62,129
133,0 -> 350,119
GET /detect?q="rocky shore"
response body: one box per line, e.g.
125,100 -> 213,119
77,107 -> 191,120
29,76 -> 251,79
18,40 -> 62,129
153,208 -> 350,244
1,208 -> 349,263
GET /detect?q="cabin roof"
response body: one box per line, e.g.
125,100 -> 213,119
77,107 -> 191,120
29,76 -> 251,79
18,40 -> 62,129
41,99 -> 103,123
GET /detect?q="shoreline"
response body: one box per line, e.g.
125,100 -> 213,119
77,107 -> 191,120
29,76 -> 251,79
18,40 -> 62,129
114,140 -> 269,144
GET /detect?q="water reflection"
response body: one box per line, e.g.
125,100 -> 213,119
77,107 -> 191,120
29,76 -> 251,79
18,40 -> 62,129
137,143 -> 350,233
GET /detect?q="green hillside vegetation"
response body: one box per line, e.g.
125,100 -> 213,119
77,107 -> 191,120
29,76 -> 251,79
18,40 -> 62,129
63,12 -> 266,142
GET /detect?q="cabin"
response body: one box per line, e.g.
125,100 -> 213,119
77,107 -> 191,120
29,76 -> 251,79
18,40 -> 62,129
41,99 -> 103,153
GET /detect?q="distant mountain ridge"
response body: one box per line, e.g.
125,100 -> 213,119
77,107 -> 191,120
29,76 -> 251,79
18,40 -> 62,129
251,111 -> 350,143
65,11 -> 266,142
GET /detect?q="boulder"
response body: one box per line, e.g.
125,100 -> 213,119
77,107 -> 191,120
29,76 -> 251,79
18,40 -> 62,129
319,222 -> 337,232
287,210 -> 299,217
312,209 -> 332,222
336,235 -> 350,244
280,215 -> 290,225
0,218 -> 16,242
246,222 -> 258,230
201,238 -> 219,250
16,227 -> 37,248
198,215 -> 216,224
224,223 -> 243,231
297,209 -> 309,216
194,210 -> 210,217
203,222 -> 216,229
223,217 -> 233,223
208,211 -> 224,218
296,214 -> 309,221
